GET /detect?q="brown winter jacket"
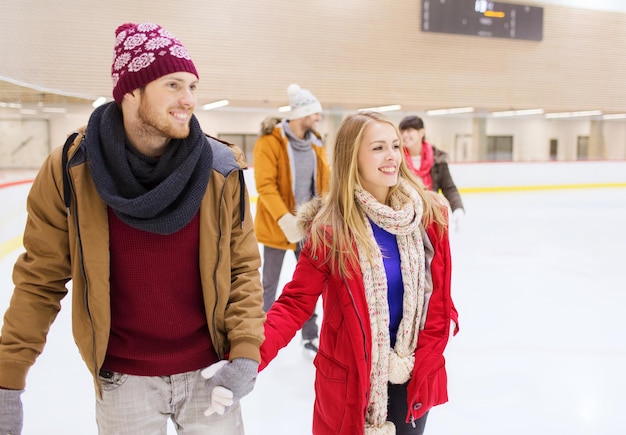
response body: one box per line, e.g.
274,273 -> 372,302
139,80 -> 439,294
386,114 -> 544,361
0,128 -> 265,396
253,118 -> 331,250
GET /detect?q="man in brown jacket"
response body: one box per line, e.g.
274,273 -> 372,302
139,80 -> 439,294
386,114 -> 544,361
253,84 -> 330,356
0,22 -> 264,434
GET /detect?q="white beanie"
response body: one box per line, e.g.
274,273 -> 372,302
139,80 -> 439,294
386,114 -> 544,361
286,84 -> 322,120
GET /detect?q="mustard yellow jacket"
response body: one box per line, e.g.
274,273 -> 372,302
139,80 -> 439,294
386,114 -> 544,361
253,122 -> 330,250
0,128 -> 265,396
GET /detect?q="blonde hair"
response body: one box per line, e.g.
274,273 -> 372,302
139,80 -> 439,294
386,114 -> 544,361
308,111 -> 447,277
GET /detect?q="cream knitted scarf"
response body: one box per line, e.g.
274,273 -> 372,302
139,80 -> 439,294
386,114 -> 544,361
354,180 -> 426,434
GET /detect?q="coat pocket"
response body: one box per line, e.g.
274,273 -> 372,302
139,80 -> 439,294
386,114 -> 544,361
314,350 -> 349,432
413,358 -> 448,420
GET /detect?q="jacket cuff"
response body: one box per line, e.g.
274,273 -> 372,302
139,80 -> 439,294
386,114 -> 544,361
0,361 -> 29,390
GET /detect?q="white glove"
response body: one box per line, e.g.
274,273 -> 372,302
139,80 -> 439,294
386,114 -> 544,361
201,358 -> 258,416
277,213 -> 303,244
452,208 -> 465,233
201,360 -> 233,416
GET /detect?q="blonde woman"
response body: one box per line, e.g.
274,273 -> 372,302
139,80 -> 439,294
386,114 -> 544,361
260,112 -> 459,434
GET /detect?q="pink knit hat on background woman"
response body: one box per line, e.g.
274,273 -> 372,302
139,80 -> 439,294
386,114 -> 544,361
111,22 -> 198,104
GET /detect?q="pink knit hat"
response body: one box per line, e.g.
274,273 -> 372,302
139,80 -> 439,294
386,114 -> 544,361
111,22 -> 198,104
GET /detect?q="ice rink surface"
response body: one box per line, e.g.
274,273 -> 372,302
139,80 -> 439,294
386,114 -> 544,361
1,178 -> 625,434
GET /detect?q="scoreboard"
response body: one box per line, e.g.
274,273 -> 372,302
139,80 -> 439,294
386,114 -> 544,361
422,0 -> 544,41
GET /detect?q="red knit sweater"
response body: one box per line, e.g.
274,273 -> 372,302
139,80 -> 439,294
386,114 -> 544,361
103,208 -> 218,376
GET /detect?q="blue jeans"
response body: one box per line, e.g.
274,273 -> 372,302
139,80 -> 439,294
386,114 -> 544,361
96,368 -> 245,434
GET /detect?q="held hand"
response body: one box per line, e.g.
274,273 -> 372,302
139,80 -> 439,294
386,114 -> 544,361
0,388 -> 24,434
201,360 -> 232,416
277,213 -> 303,244
452,208 -> 465,233
201,358 -> 258,416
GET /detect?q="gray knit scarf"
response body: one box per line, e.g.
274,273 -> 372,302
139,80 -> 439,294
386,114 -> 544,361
355,179 -> 426,434
85,102 -> 212,235
282,119 -> 320,151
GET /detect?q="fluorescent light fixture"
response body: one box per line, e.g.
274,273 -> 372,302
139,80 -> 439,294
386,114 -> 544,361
358,104 -> 402,113
426,106 -> 474,116
515,108 -> 544,116
545,112 -> 573,119
92,96 -> 107,108
545,110 -> 602,119
202,99 -> 229,110
572,110 -> 602,117
0,102 -> 22,109
491,110 -> 515,117
43,107 -> 67,113
19,109 -> 38,115
278,105 -> 291,113
603,113 -> 626,120
491,108 -> 544,117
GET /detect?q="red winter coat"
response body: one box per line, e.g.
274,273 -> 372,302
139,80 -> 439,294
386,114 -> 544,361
260,200 -> 459,434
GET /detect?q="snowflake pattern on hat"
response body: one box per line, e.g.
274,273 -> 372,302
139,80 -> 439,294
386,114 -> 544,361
128,53 -> 156,73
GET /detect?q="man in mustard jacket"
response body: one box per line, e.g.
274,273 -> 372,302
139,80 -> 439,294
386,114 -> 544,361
253,84 -> 330,356
0,22 -> 264,434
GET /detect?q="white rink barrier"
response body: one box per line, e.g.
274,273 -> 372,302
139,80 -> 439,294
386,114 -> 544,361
243,160 -> 626,198
449,160 -> 626,193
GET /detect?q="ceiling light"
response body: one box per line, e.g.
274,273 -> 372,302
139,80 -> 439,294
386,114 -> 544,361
491,108 -> 543,117
426,107 -> 474,116
572,110 -> 602,117
0,102 -> 22,109
545,110 -> 602,119
602,113 -> 626,120
545,112 -> 572,119
491,110 -> 515,117
358,104 -> 402,112
92,97 -> 107,108
278,105 -> 291,113
202,99 -> 229,110
515,108 -> 544,116
43,107 -> 67,113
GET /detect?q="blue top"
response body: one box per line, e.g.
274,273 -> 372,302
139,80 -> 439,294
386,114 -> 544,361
370,219 -> 404,347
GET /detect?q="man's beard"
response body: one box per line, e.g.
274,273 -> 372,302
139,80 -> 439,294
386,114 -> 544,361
138,98 -> 191,140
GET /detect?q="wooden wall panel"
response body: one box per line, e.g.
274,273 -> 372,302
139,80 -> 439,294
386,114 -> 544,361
0,0 -> 624,113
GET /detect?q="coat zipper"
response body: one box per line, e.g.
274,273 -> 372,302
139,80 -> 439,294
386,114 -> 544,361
209,167 -> 243,359
65,147 -> 99,391
343,277 -> 370,415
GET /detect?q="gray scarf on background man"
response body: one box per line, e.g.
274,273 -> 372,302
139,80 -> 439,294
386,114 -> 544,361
282,119 -> 319,207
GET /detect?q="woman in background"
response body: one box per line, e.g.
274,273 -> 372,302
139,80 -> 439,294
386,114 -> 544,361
260,111 -> 459,434
399,115 -> 465,232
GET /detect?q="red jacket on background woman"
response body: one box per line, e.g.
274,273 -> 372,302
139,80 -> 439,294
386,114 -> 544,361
399,115 -> 464,215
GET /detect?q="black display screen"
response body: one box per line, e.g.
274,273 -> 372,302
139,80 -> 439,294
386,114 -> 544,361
422,0 -> 543,41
